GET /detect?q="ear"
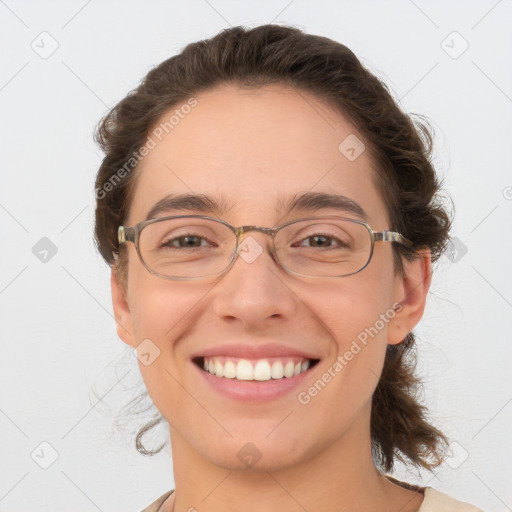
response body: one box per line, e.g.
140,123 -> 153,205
111,265 -> 136,347
387,250 -> 432,345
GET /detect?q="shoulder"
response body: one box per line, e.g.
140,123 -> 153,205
138,486 -> 485,512
140,489 -> 174,512
384,475 -> 484,512
419,487 -> 485,512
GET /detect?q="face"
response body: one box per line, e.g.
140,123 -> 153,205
112,84 -> 429,472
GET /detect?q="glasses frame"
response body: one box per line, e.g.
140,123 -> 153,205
117,214 -> 413,281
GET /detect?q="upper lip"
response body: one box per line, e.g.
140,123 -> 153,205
192,343 -> 321,360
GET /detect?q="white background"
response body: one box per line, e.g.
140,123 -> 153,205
1,1 -> 511,511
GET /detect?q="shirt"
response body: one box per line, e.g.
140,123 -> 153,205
140,484 -> 485,512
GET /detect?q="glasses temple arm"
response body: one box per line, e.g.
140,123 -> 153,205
375,231 -> 413,248
118,226 -> 136,244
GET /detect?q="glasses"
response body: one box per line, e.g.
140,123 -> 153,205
117,215 -> 413,281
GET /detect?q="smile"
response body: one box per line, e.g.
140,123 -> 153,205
194,356 -> 320,381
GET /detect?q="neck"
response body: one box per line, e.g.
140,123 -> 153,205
165,404 -> 424,512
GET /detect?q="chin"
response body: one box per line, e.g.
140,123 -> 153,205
207,443 -> 307,472
188,427 -> 317,473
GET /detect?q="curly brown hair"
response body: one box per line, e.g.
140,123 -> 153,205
94,24 -> 451,472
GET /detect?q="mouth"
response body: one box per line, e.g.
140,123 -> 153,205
192,356 -> 321,381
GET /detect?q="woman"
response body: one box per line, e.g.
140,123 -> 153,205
94,24 -> 483,512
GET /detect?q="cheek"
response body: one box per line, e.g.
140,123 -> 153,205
321,293 -> 390,390
315,269 -> 397,346
124,264 -> 224,373
128,280 -> 204,349
125,276 -> 206,416
275,280 -> 396,459
126,246 -> 196,338
304,272 -> 397,395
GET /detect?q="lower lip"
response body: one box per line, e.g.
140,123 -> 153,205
193,361 -> 317,402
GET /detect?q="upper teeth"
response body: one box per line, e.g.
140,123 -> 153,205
202,357 -> 311,381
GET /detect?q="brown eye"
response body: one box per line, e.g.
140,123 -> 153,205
295,234 -> 348,248
161,235 -> 211,248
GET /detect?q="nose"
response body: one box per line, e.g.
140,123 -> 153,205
210,233 -> 298,329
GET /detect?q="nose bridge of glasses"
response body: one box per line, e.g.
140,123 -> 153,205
232,225 -> 279,263
234,225 -> 276,242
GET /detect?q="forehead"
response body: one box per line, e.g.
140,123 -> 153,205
128,84 -> 388,227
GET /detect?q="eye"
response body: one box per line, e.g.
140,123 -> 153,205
293,233 -> 351,249
296,235 -> 333,247
161,234 -> 216,249
285,220 -> 355,250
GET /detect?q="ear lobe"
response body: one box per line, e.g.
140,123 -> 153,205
111,265 -> 136,347
387,250 -> 432,346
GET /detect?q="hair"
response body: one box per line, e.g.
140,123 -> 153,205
94,24 -> 452,472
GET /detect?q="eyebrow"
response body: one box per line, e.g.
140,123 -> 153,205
145,193 -> 233,220
145,191 -> 368,223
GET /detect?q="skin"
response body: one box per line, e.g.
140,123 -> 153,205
111,84 -> 431,512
